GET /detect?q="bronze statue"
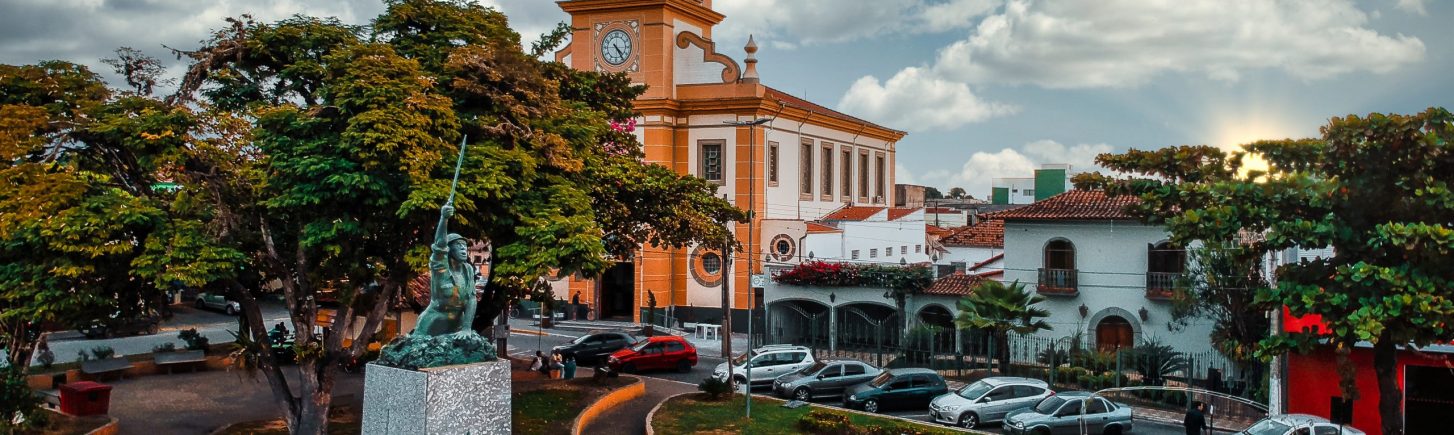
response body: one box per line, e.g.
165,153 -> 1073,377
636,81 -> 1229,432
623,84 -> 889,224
412,204 -> 478,336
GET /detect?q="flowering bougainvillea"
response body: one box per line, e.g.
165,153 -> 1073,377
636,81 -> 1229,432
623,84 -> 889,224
773,261 -> 933,292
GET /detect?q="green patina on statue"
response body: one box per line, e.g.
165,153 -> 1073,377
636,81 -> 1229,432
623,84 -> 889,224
377,138 -> 497,370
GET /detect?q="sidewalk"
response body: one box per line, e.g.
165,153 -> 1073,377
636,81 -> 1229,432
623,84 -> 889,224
581,376 -> 697,435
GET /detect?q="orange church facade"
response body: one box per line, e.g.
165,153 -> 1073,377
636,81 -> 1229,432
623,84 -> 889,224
553,0 -> 906,329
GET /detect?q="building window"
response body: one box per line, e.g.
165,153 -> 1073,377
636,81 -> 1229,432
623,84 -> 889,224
841,149 -> 852,200
875,155 -> 886,201
851,250 -> 860,260
1024,189 -> 1034,197
800,139 -> 813,196
870,248 -> 878,258
699,140 -> 723,183
702,252 -> 722,274
885,245 -> 893,256
915,245 -> 922,253
767,141 -> 779,185
1041,239 -> 1077,292
859,152 -> 869,199
901,246 -> 907,255
821,144 -> 834,198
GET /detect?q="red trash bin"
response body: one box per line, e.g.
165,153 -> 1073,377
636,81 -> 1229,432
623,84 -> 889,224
59,381 -> 112,416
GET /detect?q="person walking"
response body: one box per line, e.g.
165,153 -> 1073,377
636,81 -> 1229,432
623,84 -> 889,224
1184,401 -> 1209,435
562,355 -> 577,380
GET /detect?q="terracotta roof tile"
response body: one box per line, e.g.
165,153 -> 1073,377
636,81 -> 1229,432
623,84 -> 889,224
990,190 -> 1140,221
924,207 -> 960,214
806,222 -> 842,233
926,225 -> 952,237
822,206 -> 885,221
887,208 -> 920,221
942,219 -> 1004,248
923,273 -> 986,296
765,87 -> 904,135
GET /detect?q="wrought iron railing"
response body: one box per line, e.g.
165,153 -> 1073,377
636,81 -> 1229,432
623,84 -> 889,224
1037,268 -> 1078,295
1146,272 -> 1179,300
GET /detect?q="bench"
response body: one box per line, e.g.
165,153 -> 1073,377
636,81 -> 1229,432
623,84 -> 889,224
153,350 -> 207,374
33,390 -> 60,409
80,357 -> 134,381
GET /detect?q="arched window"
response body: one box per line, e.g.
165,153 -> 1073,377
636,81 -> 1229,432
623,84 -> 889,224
1147,241 -> 1186,298
1039,239 -> 1077,293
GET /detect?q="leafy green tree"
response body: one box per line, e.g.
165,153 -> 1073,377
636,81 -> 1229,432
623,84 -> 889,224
1080,108 -> 1454,435
947,187 -> 967,199
166,1 -> 742,433
954,280 -> 1052,374
924,186 -> 944,199
1170,242 -> 1271,395
1130,336 -> 1188,386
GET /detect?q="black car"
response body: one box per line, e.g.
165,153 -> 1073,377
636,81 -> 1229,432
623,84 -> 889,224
552,332 -> 634,365
842,368 -> 950,413
81,311 -> 162,339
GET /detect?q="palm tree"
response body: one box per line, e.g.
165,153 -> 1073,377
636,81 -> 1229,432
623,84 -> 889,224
955,280 -> 1052,375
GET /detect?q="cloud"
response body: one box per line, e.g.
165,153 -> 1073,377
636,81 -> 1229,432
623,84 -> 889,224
838,67 -> 1017,131
944,140 -> 1110,199
930,0 -> 1426,88
1394,0 -> 1428,15
894,163 -> 918,185
715,0 -> 1000,48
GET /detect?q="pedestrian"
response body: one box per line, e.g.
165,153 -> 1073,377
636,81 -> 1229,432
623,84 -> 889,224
530,351 -> 546,376
562,355 -> 577,380
1184,401 -> 1209,435
550,351 -> 565,378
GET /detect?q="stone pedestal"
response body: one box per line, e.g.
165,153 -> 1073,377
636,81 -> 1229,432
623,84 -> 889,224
362,359 -> 511,435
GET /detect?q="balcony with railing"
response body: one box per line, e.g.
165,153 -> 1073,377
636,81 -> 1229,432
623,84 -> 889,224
1145,272 -> 1180,300
1037,268 -> 1078,296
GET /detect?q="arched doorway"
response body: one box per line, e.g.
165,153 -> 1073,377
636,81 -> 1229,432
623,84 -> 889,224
1095,316 -> 1135,352
916,305 -> 956,353
767,299 -> 830,348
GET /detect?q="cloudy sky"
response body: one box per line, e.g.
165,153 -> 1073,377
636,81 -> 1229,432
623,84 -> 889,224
3,0 -> 1449,198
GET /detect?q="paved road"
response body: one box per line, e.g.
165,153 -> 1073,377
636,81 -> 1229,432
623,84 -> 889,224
38,302 -> 291,365
507,320 -> 1233,435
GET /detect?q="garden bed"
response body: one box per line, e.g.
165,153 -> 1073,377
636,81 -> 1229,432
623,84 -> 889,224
650,393 -> 967,435
512,375 -> 639,435
12,409 -> 112,435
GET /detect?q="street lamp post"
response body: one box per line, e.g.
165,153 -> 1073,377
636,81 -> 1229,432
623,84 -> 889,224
725,117 -> 770,419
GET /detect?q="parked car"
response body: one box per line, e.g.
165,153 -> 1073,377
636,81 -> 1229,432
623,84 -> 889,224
194,292 -> 241,315
929,376 -> 1052,429
772,359 -> 881,401
1238,414 -> 1365,435
81,311 -> 162,339
1003,391 -> 1134,435
842,368 -> 950,413
552,332 -> 634,366
712,344 -> 815,386
606,335 -> 697,374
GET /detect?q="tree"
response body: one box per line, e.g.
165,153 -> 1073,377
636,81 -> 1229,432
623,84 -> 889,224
1173,242 -> 1271,397
166,1 -> 742,433
947,187 -> 967,199
954,280 -> 1052,374
0,60 -> 208,369
1079,108 -> 1454,435
924,186 -> 944,199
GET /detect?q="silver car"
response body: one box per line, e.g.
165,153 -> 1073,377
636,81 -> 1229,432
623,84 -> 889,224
1003,391 -> 1134,435
772,360 -> 881,401
1239,414 -> 1365,435
928,376 -> 1051,429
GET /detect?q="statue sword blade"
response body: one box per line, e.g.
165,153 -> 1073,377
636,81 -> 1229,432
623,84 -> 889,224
446,135 -> 467,206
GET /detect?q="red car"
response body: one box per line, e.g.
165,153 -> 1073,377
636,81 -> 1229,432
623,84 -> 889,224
606,335 -> 697,374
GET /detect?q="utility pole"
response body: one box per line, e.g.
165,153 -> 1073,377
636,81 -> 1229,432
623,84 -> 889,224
723,118 -> 769,412
1267,248 -> 1284,415
720,207 -> 734,394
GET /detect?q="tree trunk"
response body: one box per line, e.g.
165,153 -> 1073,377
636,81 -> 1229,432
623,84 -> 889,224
228,280 -> 299,429
997,331 -> 1011,375
294,359 -> 337,435
1373,336 -> 1404,435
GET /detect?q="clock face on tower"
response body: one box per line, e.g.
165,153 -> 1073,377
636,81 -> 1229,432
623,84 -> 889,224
600,29 -> 632,66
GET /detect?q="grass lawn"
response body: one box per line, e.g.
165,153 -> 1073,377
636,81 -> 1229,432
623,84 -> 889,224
651,393 -> 967,435
512,375 -> 638,435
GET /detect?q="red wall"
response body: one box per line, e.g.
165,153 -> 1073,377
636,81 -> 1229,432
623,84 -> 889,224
1286,344 -> 1450,433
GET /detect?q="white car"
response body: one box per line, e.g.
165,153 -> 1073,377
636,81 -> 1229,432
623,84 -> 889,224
1239,414 -> 1365,435
929,376 -> 1052,429
712,344 -> 815,386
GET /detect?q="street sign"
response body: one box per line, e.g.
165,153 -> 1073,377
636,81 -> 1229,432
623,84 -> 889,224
750,274 -> 768,288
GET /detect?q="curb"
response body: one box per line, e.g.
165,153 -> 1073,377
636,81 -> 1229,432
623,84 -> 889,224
643,391 -> 692,435
86,416 -> 120,435
570,375 -> 647,435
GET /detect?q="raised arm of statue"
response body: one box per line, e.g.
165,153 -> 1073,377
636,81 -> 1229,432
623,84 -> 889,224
434,204 -> 454,253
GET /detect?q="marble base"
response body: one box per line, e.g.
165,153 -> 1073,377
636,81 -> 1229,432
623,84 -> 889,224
362,359 -> 511,435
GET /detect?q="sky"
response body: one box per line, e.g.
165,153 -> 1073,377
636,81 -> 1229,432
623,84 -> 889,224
2,0 -> 1449,199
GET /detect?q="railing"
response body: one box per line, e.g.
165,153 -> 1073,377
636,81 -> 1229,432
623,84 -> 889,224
1146,272 -> 1179,300
1037,268 -> 1078,295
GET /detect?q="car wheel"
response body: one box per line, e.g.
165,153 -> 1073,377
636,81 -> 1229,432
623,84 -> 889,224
863,399 -> 879,413
958,412 -> 979,429
793,387 -> 812,401
676,360 -> 691,373
1103,424 -> 1123,435
734,375 -> 748,387
195,299 -> 206,309
621,363 -> 636,374
147,323 -> 160,335
226,305 -> 238,315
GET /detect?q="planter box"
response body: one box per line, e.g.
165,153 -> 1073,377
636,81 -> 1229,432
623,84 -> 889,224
362,359 -> 511,435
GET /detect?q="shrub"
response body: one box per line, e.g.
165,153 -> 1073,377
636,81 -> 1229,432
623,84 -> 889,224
797,410 -> 852,435
1037,347 -> 1069,366
697,377 -> 732,400
152,342 -> 177,353
0,365 -> 47,432
179,328 -> 209,351
89,346 -> 115,360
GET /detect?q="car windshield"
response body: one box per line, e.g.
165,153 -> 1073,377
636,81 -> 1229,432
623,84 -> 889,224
1033,396 -> 1067,414
629,340 -> 651,352
957,380 -> 994,399
1241,419 -> 1293,435
867,372 -> 894,388
732,350 -> 757,366
569,335 -> 591,345
797,361 -> 828,375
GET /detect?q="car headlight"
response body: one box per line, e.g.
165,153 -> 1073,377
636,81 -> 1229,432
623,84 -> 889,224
608,356 -> 619,363
940,405 -> 958,412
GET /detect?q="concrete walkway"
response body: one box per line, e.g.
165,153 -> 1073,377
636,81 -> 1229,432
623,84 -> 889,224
100,367 -> 364,434
581,376 -> 697,435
